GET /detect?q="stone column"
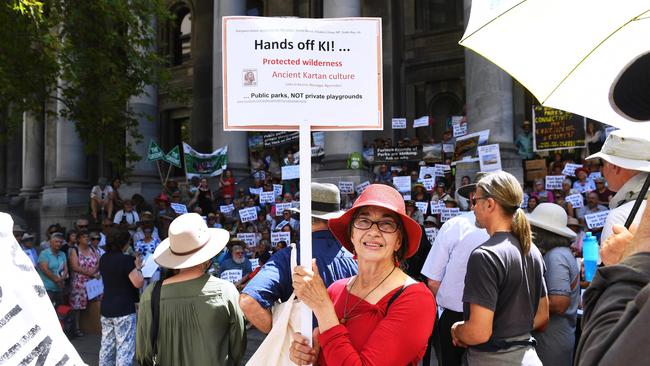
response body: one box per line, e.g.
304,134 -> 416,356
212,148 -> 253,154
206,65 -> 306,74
192,0 -> 216,154
212,0 -> 249,179
21,111 -> 44,197
317,0 -> 366,178
127,84 -> 161,202
458,0 -> 522,184
5,125 -> 23,199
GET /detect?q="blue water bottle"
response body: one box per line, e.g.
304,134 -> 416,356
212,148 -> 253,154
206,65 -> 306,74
583,232 -> 599,282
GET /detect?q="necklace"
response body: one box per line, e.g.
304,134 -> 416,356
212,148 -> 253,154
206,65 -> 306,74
340,266 -> 396,325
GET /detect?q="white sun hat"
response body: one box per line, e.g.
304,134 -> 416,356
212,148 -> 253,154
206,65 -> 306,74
586,129 -> 650,172
527,203 -> 577,239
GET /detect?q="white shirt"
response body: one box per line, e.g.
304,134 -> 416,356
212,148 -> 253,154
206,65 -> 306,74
113,210 -> 140,226
602,200 -> 646,244
602,172 -> 649,243
90,185 -> 113,200
420,212 -> 489,312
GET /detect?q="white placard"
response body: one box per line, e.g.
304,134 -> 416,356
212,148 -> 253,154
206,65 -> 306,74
250,258 -> 260,271
545,175 -> 565,190
419,166 -> 436,180
402,194 -> 411,201
239,207 -> 258,223
453,122 -> 468,137
282,165 -> 300,180
273,184 -> 283,197
220,269 -> 243,283
392,118 -> 407,129
443,143 -> 455,153
392,176 -> 411,193
589,172 -> 602,179
430,200 -> 445,214
566,194 -> 584,209
259,191 -> 276,204
585,211 -> 610,229
425,227 -> 439,243
434,164 -> 450,177
237,233 -> 259,247
339,181 -> 355,194
275,202 -> 293,216
415,201 -> 429,213
356,181 -> 370,194
441,208 -> 461,222
275,220 -> 290,230
222,17 -> 383,130
249,187 -> 263,196
521,193 -> 529,209
141,254 -> 160,278
220,203 -> 235,214
414,116 -> 429,128
562,163 -> 583,177
271,232 -> 291,247
170,202 -> 188,214
478,144 -> 502,172
422,178 -> 435,191
291,201 -> 300,208
85,278 -> 104,300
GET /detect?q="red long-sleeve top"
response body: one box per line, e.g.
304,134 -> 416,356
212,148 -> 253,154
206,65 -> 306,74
317,279 -> 436,366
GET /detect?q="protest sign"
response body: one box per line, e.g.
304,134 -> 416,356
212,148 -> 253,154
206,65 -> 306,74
183,143 -> 228,178
164,145 -> 182,168
249,187 -> 263,196
453,121 -> 468,137
422,178 -> 435,191
147,140 -> 165,161
585,211 -> 609,229
275,202 -> 293,216
282,165 -> 300,180
422,143 -> 443,162
271,232 -> 291,247
239,207 -> 258,223
221,269 -> 243,283
413,116 -> 429,128
392,118 -> 406,129
273,184 -> 283,197
589,172 -> 602,179
259,191 -> 276,204
339,181 -> 355,194
443,143 -> 455,154
415,201 -> 429,214
170,203 -> 188,214
237,233 -> 258,247
453,130 -> 490,162
425,227 -> 439,244
356,181 -> 370,194
533,105 -> 586,151
434,164 -> 449,177
565,194 -> 584,209
222,17 -> 382,130
220,203 -> 235,214
374,146 -> 422,162
393,176 -> 411,193
545,175 -> 565,190
263,131 -> 299,147
478,144 -> 502,172
291,201 -> 300,208
430,200 -> 445,214
419,166 -> 436,180
85,278 -> 104,300
141,254 -> 160,278
403,194 -> 411,201
562,163 -> 583,177
441,208 -> 461,222
250,258 -> 260,271
521,193 -> 529,209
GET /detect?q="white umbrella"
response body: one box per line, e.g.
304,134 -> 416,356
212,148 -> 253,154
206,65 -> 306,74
460,0 -> 650,132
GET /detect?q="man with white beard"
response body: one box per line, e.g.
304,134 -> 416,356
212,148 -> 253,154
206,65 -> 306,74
218,242 -> 252,290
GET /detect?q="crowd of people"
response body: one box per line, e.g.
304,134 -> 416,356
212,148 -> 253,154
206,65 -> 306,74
9,123 -> 649,365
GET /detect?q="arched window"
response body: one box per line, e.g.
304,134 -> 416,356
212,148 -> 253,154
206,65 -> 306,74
170,6 -> 191,66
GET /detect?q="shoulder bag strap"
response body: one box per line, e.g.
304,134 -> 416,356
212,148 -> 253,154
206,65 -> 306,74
150,280 -> 163,364
386,278 -> 417,314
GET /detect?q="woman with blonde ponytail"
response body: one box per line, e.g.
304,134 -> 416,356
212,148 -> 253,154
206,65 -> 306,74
450,171 -> 549,366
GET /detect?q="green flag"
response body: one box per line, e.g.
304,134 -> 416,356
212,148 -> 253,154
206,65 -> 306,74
163,145 -> 182,168
147,140 -> 165,161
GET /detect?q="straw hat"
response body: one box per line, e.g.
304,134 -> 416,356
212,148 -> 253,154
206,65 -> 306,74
586,129 -> 650,172
328,184 -> 422,259
289,182 -> 345,220
527,203 -> 577,239
153,213 -> 229,269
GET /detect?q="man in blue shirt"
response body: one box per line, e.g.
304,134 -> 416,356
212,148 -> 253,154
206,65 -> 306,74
239,182 -> 358,333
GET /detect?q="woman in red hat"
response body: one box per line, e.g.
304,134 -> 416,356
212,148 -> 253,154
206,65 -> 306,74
290,184 -> 436,365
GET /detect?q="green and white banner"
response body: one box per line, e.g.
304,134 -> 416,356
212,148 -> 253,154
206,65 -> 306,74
183,143 -> 228,178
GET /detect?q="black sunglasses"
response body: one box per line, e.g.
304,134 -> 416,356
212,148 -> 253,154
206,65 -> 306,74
471,196 -> 490,206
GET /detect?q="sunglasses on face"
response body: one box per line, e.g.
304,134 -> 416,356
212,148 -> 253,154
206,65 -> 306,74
471,196 -> 489,206
352,218 -> 399,233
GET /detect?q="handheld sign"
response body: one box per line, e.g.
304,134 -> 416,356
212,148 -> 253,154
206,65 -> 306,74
221,269 -> 243,283
163,145 -> 182,168
419,166 -> 436,180
339,181 -> 355,194
147,140 -> 165,161
425,227 -> 439,243
275,202 -> 293,216
392,118 -> 407,129
415,201 -> 429,214
562,163 -> 583,177
220,204 -> 235,214
393,176 -> 411,193
430,200 -> 445,214
250,258 -> 260,271
413,116 -> 429,128
441,208 -> 461,222
585,211 -> 609,229
281,165 -> 300,180
521,193 -> 529,209
170,203 -> 188,214
259,191 -> 275,204
273,184 -> 283,197
565,194 -> 584,209
239,207 -> 258,223
271,232 -> 291,247
249,187 -> 263,196
478,144 -> 502,172
545,175 -> 565,190
453,122 -> 468,137
85,278 -> 104,300
356,181 -> 370,194
237,233 -> 258,247
422,178 -> 435,191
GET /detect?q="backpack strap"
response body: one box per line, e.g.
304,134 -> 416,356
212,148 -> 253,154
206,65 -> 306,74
386,283 -> 414,314
150,280 -> 163,364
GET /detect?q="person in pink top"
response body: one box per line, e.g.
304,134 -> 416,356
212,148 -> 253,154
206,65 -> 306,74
290,184 -> 436,365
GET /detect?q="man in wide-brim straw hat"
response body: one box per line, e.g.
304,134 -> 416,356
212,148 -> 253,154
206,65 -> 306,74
135,213 -> 246,365
239,182 -> 358,333
585,129 -> 649,257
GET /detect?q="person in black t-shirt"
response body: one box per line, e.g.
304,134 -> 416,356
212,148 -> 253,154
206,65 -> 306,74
451,171 -> 549,366
98,228 -> 144,366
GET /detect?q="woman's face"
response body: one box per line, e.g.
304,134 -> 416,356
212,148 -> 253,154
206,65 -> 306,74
225,170 -> 232,178
68,233 -> 77,243
78,234 -> 89,246
350,206 -> 402,265
461,176 -> 471,185
112,179 -> 121,188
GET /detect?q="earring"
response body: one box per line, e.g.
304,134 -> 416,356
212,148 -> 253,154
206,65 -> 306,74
393,251 -> 400,267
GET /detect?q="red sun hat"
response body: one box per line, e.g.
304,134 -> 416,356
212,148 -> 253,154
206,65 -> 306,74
328,184 -> 422,259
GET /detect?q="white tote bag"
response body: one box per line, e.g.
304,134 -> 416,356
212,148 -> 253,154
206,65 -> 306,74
247,244 -> 302,366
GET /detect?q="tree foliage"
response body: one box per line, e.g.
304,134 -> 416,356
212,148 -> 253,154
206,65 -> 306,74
0,0 -> 175,177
